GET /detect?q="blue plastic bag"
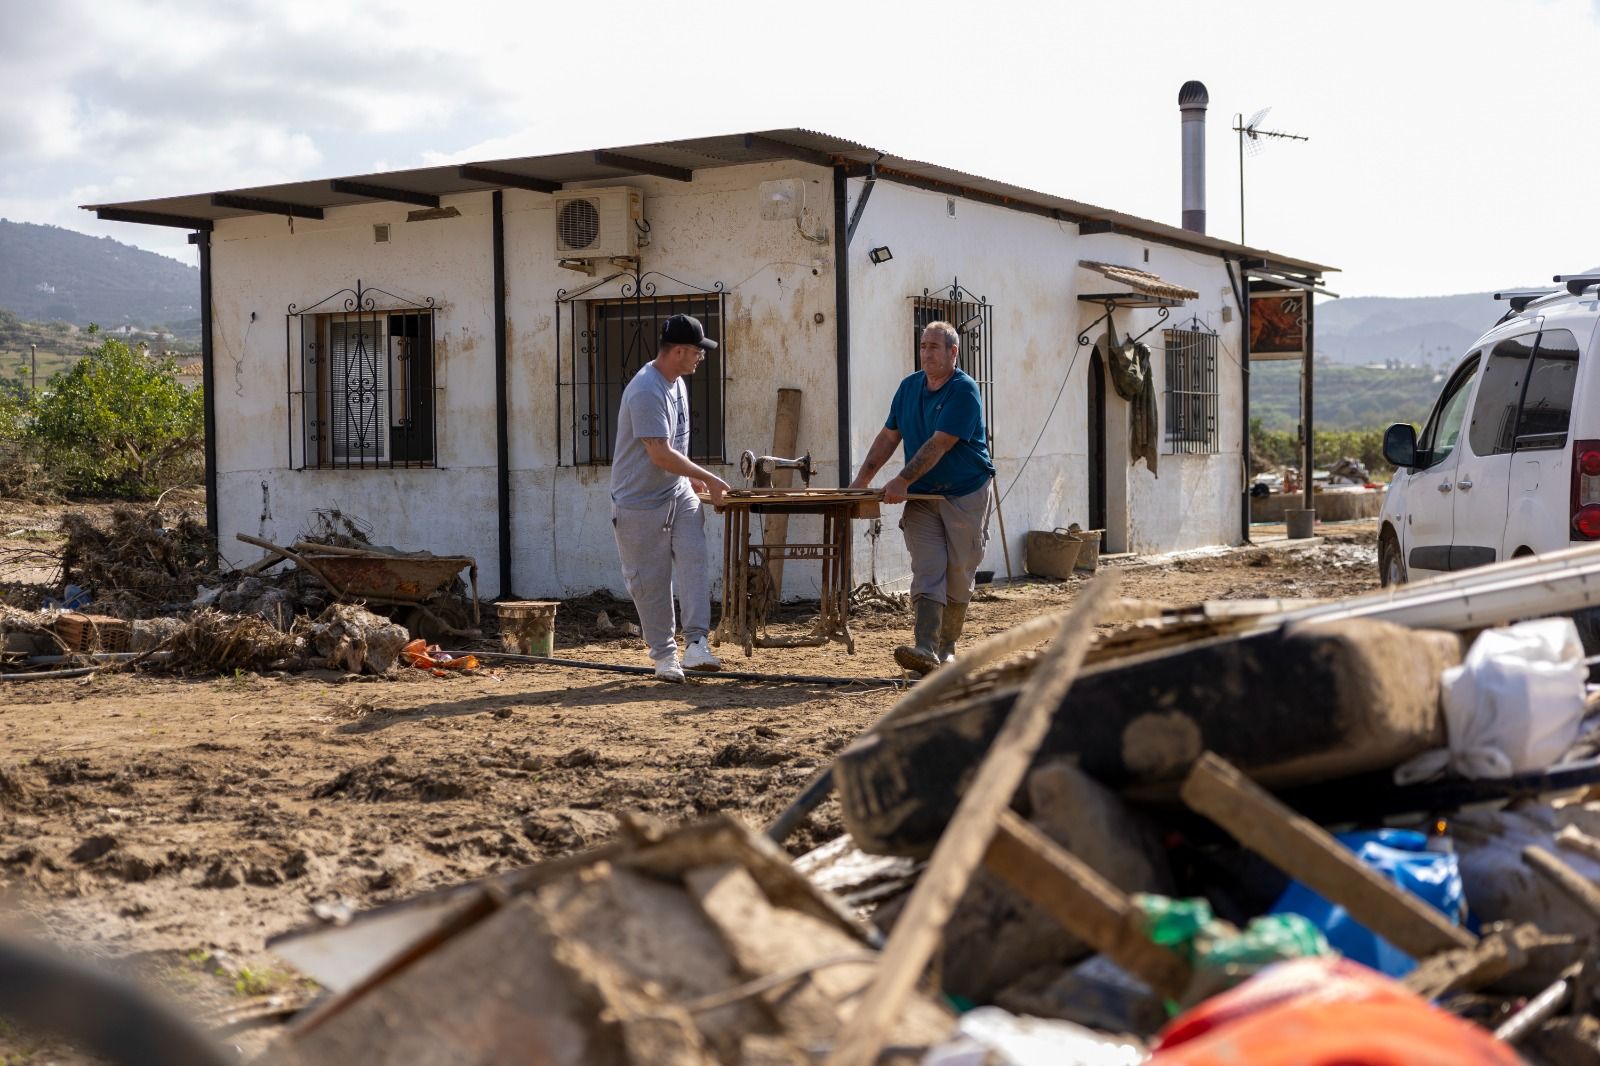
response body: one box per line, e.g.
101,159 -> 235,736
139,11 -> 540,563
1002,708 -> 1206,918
1268,828 -> 1464,977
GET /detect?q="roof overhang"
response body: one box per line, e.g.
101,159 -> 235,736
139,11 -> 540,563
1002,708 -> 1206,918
82,128 -> 1336,277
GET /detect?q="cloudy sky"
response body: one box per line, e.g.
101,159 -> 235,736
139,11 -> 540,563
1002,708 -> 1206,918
4,0 -> 1599,298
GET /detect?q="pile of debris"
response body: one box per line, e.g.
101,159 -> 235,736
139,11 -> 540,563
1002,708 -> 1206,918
248,546 -> 1600,1064
1,506 -> 482,679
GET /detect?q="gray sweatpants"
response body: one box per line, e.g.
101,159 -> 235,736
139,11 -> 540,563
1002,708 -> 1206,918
900,481 -> 993,606
612,489 -> 711,662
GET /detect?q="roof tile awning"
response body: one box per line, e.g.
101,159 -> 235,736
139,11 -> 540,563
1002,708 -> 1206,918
1077,260 -> 1200,302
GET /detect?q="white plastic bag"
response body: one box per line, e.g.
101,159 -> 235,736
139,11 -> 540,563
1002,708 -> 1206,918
1397,617 -> 1587,783
921,1006 -> 1147,1065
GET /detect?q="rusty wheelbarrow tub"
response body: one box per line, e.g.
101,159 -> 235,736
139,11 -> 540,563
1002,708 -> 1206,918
235,533 -> 480,637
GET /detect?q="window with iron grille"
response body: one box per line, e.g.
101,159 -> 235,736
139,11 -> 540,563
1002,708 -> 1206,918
556,285 -> 727,465
287,283 -> 438,470
910,281 -> 994,437
1163,326 -> 1218,453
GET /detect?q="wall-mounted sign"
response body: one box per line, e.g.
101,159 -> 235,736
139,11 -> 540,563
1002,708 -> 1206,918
1249,291 -> 1306,361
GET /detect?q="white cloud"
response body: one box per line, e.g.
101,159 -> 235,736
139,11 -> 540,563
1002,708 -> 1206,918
3,0 -> 1600,295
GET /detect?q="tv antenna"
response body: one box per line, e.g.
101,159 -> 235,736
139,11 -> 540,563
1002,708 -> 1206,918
1232,107 -> 1308,245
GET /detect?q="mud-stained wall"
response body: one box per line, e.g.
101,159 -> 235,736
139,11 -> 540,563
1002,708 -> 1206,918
843,179 -> 1244,589
208,196 -> 499,583
207,162 -> 845,598
208,162 -> 1251,601
501,162 -> 841,599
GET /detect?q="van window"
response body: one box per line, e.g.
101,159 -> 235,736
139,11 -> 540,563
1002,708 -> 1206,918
1467,333 -> 1535,456
1515,328 -> 1581,449
1417,355 -> 1479,468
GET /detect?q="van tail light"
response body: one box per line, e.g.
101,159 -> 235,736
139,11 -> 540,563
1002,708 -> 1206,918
1573,439 -> 1600,539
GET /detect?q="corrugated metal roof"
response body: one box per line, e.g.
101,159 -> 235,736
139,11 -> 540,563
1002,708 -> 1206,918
82,127 -> 1334,275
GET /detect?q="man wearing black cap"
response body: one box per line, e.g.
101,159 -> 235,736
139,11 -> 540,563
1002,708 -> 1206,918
610,313 -> 731,682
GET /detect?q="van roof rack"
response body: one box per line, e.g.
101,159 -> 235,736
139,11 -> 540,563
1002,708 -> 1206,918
1553,273 -> 1600,296
1494,289 -> 1560,312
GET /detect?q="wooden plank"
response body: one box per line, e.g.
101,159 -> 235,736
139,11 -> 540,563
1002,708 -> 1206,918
761,388 -> 804,600
1401,923 -> 1550,1000
1526,845 -> 1600,921
984,810 -> 1192,998
823,573 -> 1120,1066
1180,752 -> 1476,958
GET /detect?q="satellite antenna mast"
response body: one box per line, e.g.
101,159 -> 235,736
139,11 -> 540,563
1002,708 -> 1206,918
1233,107 -> 1308,244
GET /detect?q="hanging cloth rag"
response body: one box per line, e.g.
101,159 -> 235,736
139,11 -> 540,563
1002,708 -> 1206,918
1100,326 -> 1160,478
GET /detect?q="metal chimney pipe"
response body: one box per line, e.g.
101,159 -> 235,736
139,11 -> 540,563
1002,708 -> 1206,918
1179,80 -> 1208,234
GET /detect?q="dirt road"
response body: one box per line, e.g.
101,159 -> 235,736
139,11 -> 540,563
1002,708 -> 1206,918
0,517 -> 1377,1054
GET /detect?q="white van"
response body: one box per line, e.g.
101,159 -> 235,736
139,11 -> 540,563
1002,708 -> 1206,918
1378,274 -> 1599,587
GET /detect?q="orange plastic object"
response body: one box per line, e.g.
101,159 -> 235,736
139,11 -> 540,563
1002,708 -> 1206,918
1150,957 -> 1522,1066
400,638 -> 479,677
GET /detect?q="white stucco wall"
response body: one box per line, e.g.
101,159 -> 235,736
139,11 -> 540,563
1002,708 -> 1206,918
207,161 -> 847,599
208,197 -> 501,587
843,178 -> 1245,589
206,162 -> 1251,605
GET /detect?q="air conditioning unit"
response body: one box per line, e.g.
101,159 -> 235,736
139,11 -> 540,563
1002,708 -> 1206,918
552,187 -> 643,260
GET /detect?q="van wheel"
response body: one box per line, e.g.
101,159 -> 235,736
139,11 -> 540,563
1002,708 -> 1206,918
1379,529 -> 1406,587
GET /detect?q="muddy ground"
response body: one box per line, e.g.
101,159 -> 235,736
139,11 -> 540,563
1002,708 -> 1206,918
0,507 -> 1379,1057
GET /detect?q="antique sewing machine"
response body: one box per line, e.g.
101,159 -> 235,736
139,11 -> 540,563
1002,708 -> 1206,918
738,450 -> 816,489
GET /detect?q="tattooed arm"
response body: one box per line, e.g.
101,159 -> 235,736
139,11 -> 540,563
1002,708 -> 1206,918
849,427 -> 903,489
882,431 -> 958,504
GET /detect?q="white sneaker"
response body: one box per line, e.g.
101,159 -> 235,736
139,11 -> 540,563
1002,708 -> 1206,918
653,654 -> 685,683
683,637 -> 722,672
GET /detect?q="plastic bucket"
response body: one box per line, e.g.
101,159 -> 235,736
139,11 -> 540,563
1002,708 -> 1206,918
1071,529 -> 1104,572
495,600 -> 560,657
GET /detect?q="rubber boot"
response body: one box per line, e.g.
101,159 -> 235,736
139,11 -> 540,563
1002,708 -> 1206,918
937,601 -> 969,664
894,597 -> 944,676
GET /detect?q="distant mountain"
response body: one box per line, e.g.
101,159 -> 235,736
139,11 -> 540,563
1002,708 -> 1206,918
0,219 -> 199,335
1313,291 -> 1522,368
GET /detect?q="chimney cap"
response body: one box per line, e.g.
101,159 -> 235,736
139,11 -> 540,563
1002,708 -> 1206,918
1178,80 -> 1209,107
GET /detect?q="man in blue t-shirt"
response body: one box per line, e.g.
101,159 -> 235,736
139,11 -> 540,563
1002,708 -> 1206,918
850,321 -> 995,674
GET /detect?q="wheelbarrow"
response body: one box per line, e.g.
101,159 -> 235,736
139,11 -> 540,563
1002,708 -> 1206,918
236,533 -> 480,639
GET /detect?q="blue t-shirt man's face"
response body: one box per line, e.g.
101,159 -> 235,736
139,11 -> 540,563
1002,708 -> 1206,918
884,368 -> 994,497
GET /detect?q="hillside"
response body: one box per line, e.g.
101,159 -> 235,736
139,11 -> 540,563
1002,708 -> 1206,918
1252,361 -> 1443,432
1312,290 -> 1523,367
0,219 -> 199,337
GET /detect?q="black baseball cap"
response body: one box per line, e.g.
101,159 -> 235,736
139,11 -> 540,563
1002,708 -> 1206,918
661,313 -> 717,351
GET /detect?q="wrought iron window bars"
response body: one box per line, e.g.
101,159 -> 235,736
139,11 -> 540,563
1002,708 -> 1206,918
1163,318 -> 1220,454
286,281 -> 439,470
909,279 -> 994,440
555,268 -> 728,467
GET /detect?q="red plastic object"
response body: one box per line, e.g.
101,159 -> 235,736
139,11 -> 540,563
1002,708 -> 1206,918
1149,957 -> 1521,1066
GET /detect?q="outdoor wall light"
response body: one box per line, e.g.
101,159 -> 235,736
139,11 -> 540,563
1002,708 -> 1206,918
868,246 -> 893,265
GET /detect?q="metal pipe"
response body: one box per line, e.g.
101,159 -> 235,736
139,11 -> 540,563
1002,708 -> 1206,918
493,190 -> 513,598
1227,259 -> 1252,545
1179,81 -> 1208,234
1303,287 -> 1315,511
448,648 -> 906,688
196,229 -> 218,540
832,165 -> 853,484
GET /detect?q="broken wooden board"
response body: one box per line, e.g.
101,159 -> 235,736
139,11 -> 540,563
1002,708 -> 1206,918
836,617 -> 1459,856
824,575 -> 1117,1066
983,810 -> 1192,999
1181,752 -> 1476,960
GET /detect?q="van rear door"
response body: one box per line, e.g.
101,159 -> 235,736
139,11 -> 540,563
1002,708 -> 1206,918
1450,331 -> 1537,568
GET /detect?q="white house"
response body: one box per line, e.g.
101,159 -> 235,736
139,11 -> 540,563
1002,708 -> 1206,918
86,127 -> 1332,601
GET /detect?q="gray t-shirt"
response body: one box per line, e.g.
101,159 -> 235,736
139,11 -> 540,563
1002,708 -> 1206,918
610,362 -> 691,508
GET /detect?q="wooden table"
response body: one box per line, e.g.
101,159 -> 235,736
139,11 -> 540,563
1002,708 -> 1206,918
704,489 -> 872,657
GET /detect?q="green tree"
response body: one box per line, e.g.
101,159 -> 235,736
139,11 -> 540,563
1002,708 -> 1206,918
27,337 -> 203,496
